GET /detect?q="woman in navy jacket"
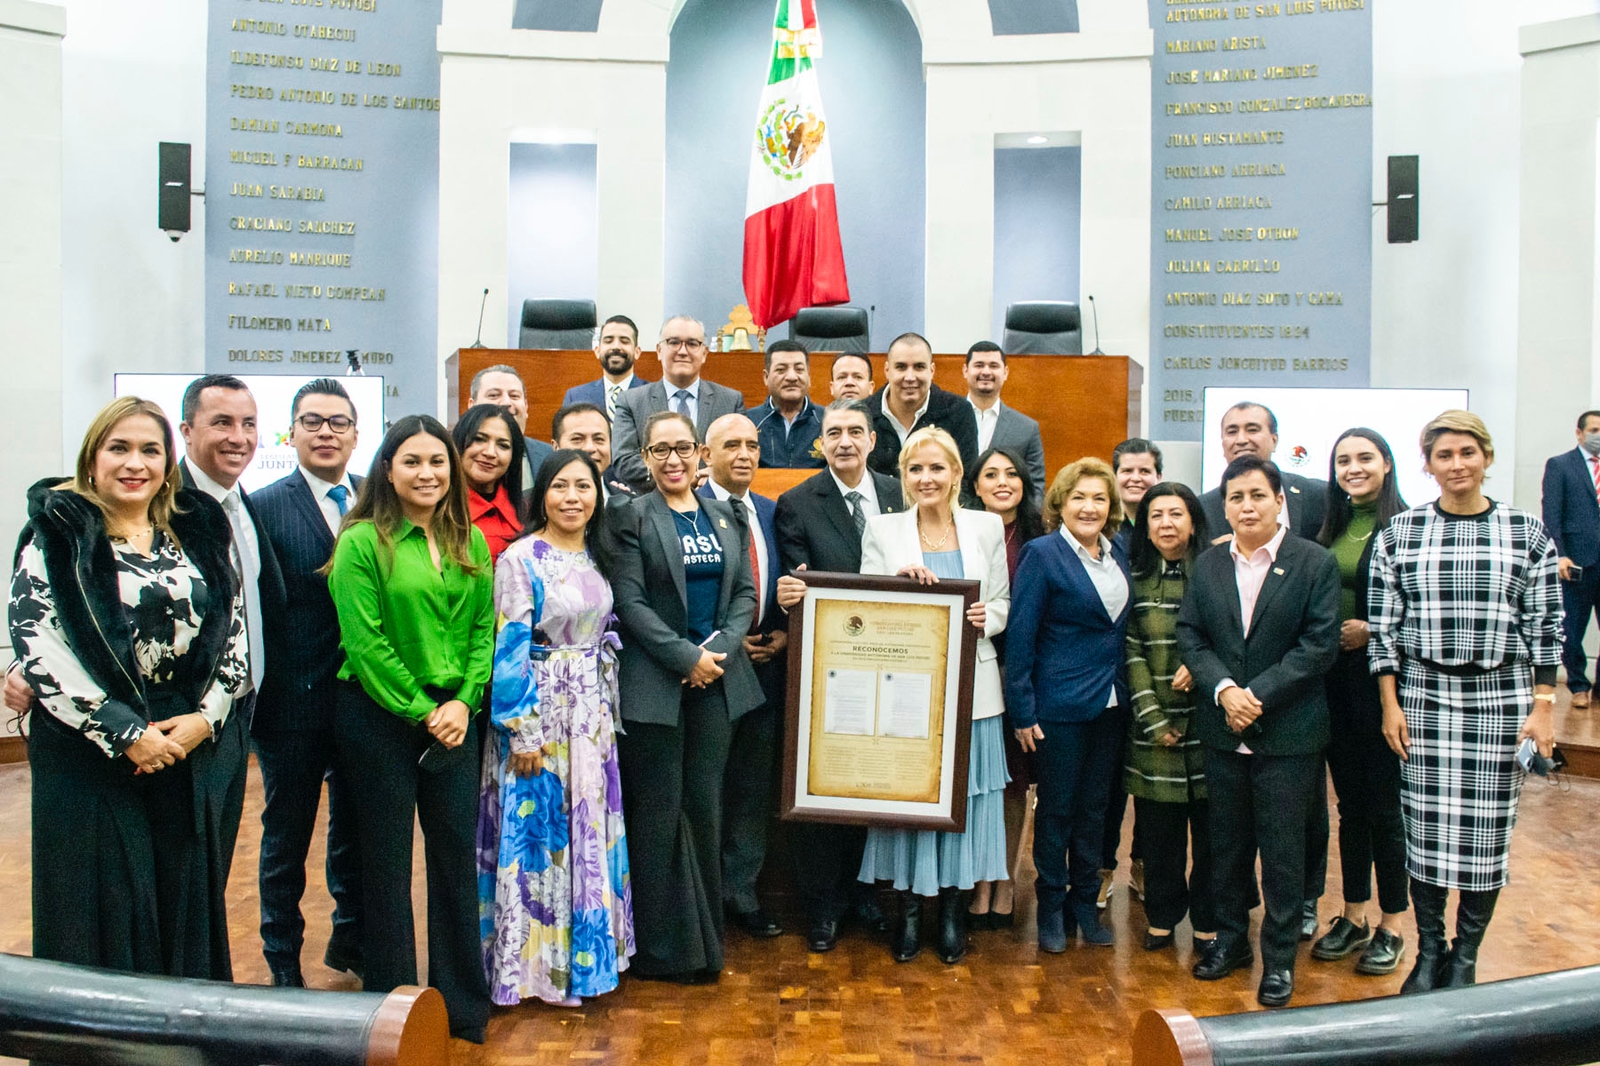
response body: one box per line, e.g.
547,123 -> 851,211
1005,457 -> 1132,952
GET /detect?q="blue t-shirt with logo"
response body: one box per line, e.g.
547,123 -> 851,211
673,507 -> 724,645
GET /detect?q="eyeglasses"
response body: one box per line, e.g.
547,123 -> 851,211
297,414 -> 355,433
661,338 -> 707,352
644,441 -> 699,460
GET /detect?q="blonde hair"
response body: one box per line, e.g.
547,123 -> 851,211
899,427 -> 964,511
68,397 -> 183,543
1420,409 -> 1493,463
1042,457 -> 1121,534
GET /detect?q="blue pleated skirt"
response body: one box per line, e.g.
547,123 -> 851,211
858,715 -> 1011,896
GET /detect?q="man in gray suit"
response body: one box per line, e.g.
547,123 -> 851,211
611,314 -> 747,492
963,341 -> 1046,502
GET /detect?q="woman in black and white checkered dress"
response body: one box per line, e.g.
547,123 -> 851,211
1367,410 -> 1562,995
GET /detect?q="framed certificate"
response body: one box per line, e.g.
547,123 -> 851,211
780,572 -> 980,832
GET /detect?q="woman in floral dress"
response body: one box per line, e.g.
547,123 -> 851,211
479,449 -> 634,1006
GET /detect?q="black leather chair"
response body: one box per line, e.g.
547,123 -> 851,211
790,306 -> 870,353
518,298 -> 597,349
1002,301 -> 1082,355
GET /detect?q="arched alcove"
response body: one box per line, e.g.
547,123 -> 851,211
664,0 -> 925,343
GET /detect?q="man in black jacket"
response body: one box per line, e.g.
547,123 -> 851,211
250,378 -> 365,987
773,399 -> 905,952
864,332 -> 978,481
1177,455 -> 1340,1009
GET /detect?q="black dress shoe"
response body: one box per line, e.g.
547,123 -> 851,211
891,893 -> 922,963
1300,900 -> 1320,941
807,918 -> 839,953
989,908 -> 1014,930
323,942 -> 364,981
852,898 -> 891,935
732,908 -> 785,938
1143,930 -> 1175,952
1310,916 -> 1372,961
1257,968 -> 1294,1008
1192,939 -> 1253,980
269,965 -> 305,988
1354,928 -> 1406,975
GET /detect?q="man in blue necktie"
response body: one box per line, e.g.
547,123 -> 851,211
249,378 -> 367,987
610,314 -> 747,492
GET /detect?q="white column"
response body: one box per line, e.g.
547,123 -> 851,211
1516,15 -> 1600,510
1,0 -> 66,651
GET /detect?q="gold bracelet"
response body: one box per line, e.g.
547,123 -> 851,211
1533,693 -> 1555,703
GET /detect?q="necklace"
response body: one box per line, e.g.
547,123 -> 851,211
110,525 -> 154,543
919,515 -> 953,551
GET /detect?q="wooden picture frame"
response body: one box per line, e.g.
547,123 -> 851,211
780,571 -> 980,832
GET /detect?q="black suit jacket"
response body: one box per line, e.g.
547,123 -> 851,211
774,468 -> 906,575
250,469 -> 363,733
864,385 -> 979,483
179,460 -> 287,683
1176,534 -> 1340,757
1200,469 -> 1327,543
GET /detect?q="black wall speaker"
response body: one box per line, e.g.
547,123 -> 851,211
159,142 -> 191,238
1388,155 -> 1418,244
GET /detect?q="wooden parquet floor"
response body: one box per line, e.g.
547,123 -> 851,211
1,755 -> 1598,1066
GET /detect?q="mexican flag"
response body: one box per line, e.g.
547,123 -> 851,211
741,0 -> 850,330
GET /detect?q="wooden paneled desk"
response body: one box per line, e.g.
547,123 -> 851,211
448,348 -> 1142,489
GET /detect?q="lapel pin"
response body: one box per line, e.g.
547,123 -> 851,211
719,518 -> 728,528
1290,486 -> 1301,494
1273,567 -> 1285,575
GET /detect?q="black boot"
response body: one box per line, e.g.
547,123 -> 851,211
1400,880 -> 1450,995
892,892 -> 923,963
937,888 -> 967,964
1443,888 -> 1499,988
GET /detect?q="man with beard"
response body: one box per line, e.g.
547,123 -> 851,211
963,341 -> 1044,502
563,314 -> 651,424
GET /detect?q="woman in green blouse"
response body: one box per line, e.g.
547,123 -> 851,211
328,414 -> 493,1042
1123,482 -> 1213,954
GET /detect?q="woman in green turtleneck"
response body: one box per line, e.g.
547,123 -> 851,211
1310,428 -> 1410,977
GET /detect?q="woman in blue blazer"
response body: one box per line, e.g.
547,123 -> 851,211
1005,457 -> 1132,952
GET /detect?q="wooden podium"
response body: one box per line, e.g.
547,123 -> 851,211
448,348 -> 1143,492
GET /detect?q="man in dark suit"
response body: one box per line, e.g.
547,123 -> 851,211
1542,409 -> 1600,707
962,341 -> 1045,500
1196,400 -> 1331,936
611,315 -> 747,492
176,375 -> 289,895
1177,455 -> 1340,1009
1198,402 -> 1326,541
561,313 -> 651,423
748,340 -> 824,468
773,399 -> 906,951
553,401 -> 638,502
865,332 -> 979,480
469,363 -> 553,480
698,414 -> 786,939
250,378 -> 366,987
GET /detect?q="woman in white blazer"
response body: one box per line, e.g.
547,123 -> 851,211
857,427 -> 1011,966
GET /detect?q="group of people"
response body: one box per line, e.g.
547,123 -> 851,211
3,310 -> 1571,1038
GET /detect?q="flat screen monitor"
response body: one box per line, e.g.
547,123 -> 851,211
1200,386 -> 1470,507
113,373 -> 386,495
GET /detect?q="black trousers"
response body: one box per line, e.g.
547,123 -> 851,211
1031,711 -> 1123,909
1326,733 -> 1408,912
254,726 -> 363,970
213,690 -> 254,886
1560,564 -> 1600,692
1206,747 -> 1320,971
332,683 -> 487,1034
791,822 -> 871,925
721,699 -> 780,914
1133,796 -> 1214,934
1100,705 -> 1142,871
617,685 -> 733,977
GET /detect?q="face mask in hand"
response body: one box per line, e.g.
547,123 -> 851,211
1584,432 -> 1600,457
